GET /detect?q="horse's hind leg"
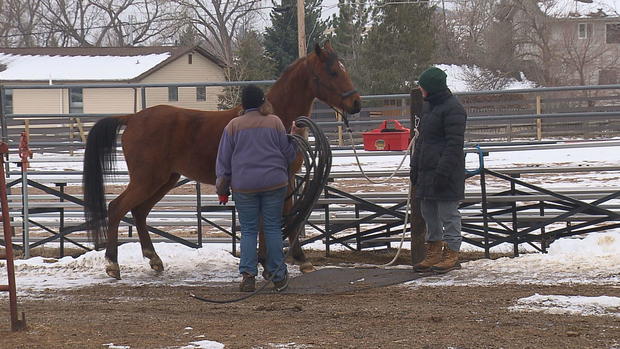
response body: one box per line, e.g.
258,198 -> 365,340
289,232 -> 315,273
283,186 -> 315,273
105,181 -> 162,279
131,173 -> 181,273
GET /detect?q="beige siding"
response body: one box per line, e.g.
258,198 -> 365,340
11,87 -> 66,114
84,88 -> 138,113
139,52 -> 226,110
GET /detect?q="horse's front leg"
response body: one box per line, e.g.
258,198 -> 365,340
130,173 -> 180,273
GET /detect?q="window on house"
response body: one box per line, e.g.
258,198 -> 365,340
3,88 -> 13,114
578,23 -> 589,39
606,23 -> 620,43
69,88 -> 83,114
168,86 -> 178,102
598,69 -> 618,85
196,86 -> 206,101
188,54 -> 193,64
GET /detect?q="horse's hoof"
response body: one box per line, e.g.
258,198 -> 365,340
300,262 -> 316,273
149,256 -> 164,273
106,264 -> 121,280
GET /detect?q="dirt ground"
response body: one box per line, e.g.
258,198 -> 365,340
1,250 -> 619,349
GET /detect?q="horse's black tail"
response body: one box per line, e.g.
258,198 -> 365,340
83,116 -> 125,250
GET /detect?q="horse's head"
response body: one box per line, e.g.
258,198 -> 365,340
306,41 -> 362,115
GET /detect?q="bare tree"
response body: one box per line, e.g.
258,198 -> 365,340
0,0 -> 42,46
37,0 -> 182,47
502,0 -> 563,85
173,0 -> 263,67
556,21 -> 620,86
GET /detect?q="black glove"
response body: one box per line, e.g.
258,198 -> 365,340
433,173 -> 449,192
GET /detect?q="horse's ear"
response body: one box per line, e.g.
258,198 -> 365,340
314,42 -> 322,58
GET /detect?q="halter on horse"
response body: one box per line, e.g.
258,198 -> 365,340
83,41 -> 361,279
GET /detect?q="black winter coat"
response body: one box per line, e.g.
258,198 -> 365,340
410,90 -> 467,200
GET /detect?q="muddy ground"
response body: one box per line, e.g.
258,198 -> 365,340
1,250 -> 619,349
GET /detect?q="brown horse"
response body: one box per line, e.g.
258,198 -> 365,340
83,41 -> 361,279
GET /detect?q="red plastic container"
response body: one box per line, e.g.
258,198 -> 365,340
362,120 -> 411,151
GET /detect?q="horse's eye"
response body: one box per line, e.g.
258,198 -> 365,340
329,70 -> 338,77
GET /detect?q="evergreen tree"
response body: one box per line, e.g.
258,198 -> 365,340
177,23 -> 199,47
218,30 -> 276,109
359,1 -> 437,94
264,0 -> 327,75
328,0 -> 371,92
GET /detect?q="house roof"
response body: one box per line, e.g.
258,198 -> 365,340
542,0 -> 620,19
0,46 -> 226,82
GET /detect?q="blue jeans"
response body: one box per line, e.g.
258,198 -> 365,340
419,199 -> 462,251
234,187 -> 288,281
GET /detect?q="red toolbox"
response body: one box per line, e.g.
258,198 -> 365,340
362,120 -> 411,151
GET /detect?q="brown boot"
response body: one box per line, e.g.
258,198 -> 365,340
431,247 -> 461,274
239,272 -> 256,292
413,241 -> 444,272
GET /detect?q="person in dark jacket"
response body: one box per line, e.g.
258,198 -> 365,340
215,85 -> 300,292
410,67 -> 467,273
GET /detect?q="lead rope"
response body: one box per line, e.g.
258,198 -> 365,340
342,113 -> 420,268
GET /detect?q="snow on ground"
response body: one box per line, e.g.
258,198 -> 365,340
510,294 -> 620,318
2,140 -> 620,324
406,231 -> 620,288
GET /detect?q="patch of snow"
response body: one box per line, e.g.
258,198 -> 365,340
435,64 -> 536,92
103,344 -> 131,349
542,0 -> 620,18
510,293 -> 620,317
176,340 -> 225,349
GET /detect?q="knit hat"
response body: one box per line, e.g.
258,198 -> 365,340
418,67 -> 448,95
241,85 -> 265,110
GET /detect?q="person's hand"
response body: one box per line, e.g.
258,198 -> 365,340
218,194 -> 229,205
291,123 -> 306,136
433,173 -> 449,192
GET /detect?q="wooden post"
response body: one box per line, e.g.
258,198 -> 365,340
297,0 -> 306,58
536,95 -> 542,141
69,118 -> 74,156
23,119 -> 30,143
74,117 -> 86,142
0,142 -> 27,331
409,89 -> 426,265
336,111 -> 343,146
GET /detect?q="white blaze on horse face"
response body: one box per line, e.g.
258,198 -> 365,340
338,61 -> 347,73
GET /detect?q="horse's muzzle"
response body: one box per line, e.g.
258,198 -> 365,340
347,99 -> 361,114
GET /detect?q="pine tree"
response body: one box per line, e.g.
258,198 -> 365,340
328,0 -> 371,92
264,0 -> 327,75
359,1 -> 437,94
177,23 -> 199,47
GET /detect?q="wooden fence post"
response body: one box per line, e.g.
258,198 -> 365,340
336,111 -> 344,146
410,89 -> 426,265
536,95 -> 542,141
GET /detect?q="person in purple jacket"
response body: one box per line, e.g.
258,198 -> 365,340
215,85 -> 299,292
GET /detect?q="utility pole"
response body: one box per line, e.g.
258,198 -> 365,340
297,0 -> 306,58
